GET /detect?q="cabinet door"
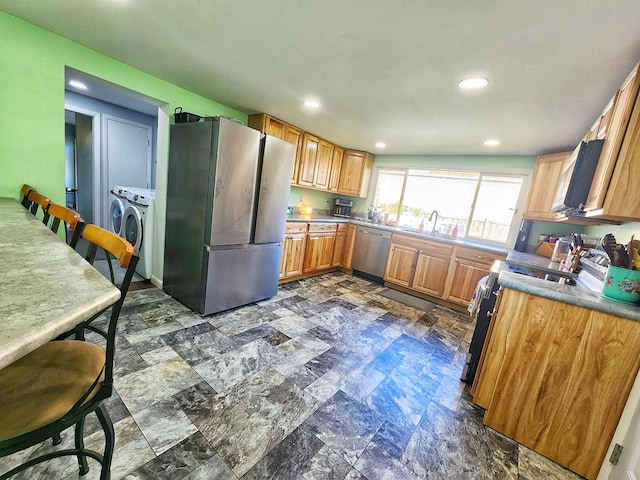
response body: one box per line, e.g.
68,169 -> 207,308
342,224 -> 357,268
266,117 -> 286,139
523,152 -> 569,221
328,146 -> 343,192
284,125 -> 303,183
412,252 -> 450,297
444,258 -> 489,305
383,243 -> 418,287
298,134 -> 320,187
303,233 -> 322,273
318,234 -> 336,270
279,237 -> 290,279
314,140 -> 333,190
284,234 -> 306,277
332,229 -> 346,267
338,150 -> 370,196
585,62 -> 640,212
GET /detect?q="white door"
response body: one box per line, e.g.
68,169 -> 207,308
105,116 -> 152,227
608,398 -> 640,479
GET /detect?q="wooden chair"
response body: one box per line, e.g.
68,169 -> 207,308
0,224 -> 138,480
46,202 -> 83,247
20,184 -> 36,209
26,190 -> 51,222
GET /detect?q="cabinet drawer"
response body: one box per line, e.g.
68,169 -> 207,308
308,223 -> 338,234
454,246 -> 504,266
285,222 -> 308,234
390,233 -> 453,257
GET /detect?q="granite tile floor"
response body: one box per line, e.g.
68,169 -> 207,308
1,272 -> 585,480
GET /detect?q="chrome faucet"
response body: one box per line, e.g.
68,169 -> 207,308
428,210 -> 439,234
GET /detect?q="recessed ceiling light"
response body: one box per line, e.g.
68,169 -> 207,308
375,142 -> 386,148
459,77 -> 489,90
484,139 -> 500,146
303,100 -> 320,108
68,79 -> 88,90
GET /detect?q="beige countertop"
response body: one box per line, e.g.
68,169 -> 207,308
0,197 -> 120,370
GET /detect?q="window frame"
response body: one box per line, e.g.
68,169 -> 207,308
367,163 -> 533,247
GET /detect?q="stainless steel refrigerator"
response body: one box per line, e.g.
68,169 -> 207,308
163,117 -> 295,315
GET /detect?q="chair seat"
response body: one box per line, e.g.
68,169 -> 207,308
0,340 -> 105,442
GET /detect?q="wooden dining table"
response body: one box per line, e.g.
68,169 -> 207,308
0,197 -> 120,370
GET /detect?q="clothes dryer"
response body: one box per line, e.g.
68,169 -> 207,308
109,186 -> 128,236
120,187 -> 156,280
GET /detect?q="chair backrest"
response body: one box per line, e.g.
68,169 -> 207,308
76,224 -> 139,391
20,184 -> 36,208
27,191 -> 51,221
47,203 -> 83,246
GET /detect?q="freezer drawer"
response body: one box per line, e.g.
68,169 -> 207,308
203,243 -> 282,315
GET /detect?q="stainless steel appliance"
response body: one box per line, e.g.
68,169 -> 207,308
551,139 -> 604,213
352,225 -> 392,282
163,117 -> 295,315
333,198 -> 353,218
462,269 -> 502,385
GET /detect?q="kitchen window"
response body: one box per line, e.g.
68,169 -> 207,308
371,168 -> 525,245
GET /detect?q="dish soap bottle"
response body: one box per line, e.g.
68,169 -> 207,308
418,219 -> 424,232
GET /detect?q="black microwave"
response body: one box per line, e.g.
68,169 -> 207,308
551,139 -> 604,213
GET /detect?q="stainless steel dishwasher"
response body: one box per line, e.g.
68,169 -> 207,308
352,225 -> 392,280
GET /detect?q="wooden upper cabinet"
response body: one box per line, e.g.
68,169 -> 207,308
283,125 -> 303,183
523,151 -> 570,221
338,150 -> 374,197
298,133 -> 320,187
584,61 -> 640,215
298,133 -> 333,190
328,146 -> 344,192
248,114 -> 303,183
315,139 -> 333,190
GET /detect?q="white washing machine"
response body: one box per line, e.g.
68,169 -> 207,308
109,186 -> 128,236
120,187 -> 156,280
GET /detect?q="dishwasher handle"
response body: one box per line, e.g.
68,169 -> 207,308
357,227 -> 392,238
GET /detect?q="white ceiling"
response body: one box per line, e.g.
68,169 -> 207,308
3,0 -> 640,156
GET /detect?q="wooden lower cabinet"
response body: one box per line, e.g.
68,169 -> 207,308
384,234 -> 505,307
332,223 -> 347,267
303,223 -> 337,273
341,224 -> 357,268
473,288 -> 640,480
280,223 -> 307,280
384,234 -> 454,296
384,242 -> 418,287
443,246 -> 505,306
412,243 -> 453,297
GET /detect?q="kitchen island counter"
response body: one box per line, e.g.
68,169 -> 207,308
498,270 -> 640,322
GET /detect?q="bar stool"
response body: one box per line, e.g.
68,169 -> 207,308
20,184 -> 36,209
26,191 -> 51,222
46,203 -> 83,247
0,224 -> 139,480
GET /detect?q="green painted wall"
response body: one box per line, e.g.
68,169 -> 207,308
0,11 -> 245,204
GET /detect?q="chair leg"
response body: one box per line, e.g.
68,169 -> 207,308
74,416 -> 90,475
95,404 -> 115,480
